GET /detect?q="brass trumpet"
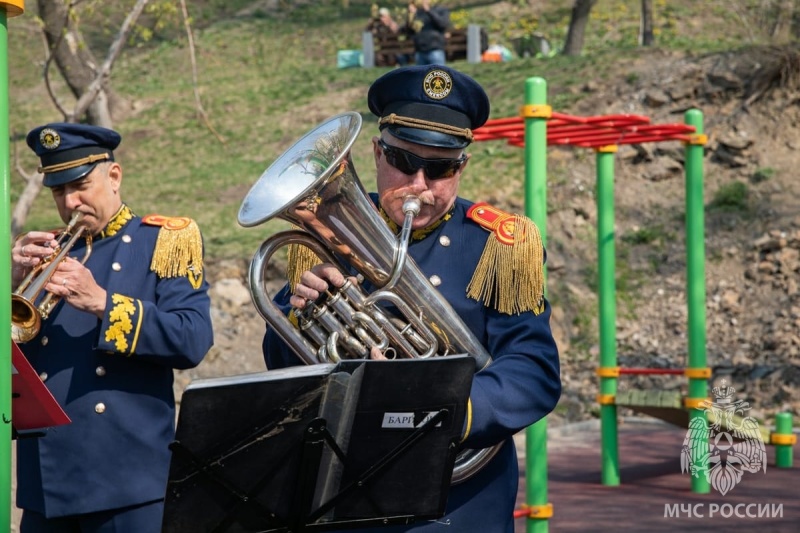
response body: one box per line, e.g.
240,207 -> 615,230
12,212 -> 93,343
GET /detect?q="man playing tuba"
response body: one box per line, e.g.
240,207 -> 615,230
12,123 -> 214,531
263,65 -> 561,532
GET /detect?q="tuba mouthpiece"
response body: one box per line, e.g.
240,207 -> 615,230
401,196 -> 421,216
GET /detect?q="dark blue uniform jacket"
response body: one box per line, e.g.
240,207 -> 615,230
263,196 -> 561,533
16,213 -> 214,518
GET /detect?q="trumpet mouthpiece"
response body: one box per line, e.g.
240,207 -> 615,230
67,211 -> 85,228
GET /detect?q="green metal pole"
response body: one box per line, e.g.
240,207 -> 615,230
596,146 -> 619,486
774,412 -> 794,468
684,109 -> 710,494
523,77 -> 551,533
1,13 -> 10,533
1,3 -> 22,529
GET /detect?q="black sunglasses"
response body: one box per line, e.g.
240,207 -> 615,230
378,139 -> 466,180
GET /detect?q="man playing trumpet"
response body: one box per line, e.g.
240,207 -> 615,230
12,122 -> 214,532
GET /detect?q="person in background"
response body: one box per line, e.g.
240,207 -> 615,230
378,6 -> 400,34
12,122 -> 214,532
262,65 -> 561,532
366,5 -> 403,66
405,0 -> 451,65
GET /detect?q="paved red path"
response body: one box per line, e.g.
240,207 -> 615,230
514,420 -> 799,532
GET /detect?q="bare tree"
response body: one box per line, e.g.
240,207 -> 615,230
14,0 -> 150,231
16,0 -> 219,231
178,0 -> 225,143
11,144 -> 44,238
639,0 -> 654,46
563,0 -> 598,56
36,0 -> 147,127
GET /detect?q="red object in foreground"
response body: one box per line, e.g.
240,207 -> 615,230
513,508 -> 528,519
10,341 -> 71,430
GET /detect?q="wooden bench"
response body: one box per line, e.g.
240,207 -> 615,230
362,24 -> 487,68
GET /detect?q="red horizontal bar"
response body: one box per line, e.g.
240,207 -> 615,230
473,112 -> 695,148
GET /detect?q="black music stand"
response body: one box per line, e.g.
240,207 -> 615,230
162,356 -> 474,532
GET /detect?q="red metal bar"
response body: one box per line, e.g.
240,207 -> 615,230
474,112 -> 695,148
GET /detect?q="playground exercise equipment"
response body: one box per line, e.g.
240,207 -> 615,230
473,77 -> 794,532
2,3 -> 27,533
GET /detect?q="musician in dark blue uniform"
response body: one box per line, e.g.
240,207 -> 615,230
12,123 -> 214,532
263,65 -> 561,532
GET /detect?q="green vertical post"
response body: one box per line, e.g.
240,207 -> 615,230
684,109 -> 710,493
523,77 -> 551,532
596,146 -> 619,486
2,2 -> 26,530
774,412 -> 794,468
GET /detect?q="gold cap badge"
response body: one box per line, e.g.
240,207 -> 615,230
423,69 -> 453,100
40,128 -> 61,150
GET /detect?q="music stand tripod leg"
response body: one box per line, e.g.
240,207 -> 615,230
308,408 -> 449,523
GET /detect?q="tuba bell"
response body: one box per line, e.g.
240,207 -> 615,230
12,211 -> 93,343
238,112 -> 501,484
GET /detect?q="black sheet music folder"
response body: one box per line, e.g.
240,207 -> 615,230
163,356 -> 474,533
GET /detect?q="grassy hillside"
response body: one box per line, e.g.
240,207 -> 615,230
6,0 -> 768,260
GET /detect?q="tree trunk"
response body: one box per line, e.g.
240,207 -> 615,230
640,0 -> 654,46
563,0 -> 598,56
36,0 -> 128,126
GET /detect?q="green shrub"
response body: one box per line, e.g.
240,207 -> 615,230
751,167 -> 775,183
707,181 -> 749,212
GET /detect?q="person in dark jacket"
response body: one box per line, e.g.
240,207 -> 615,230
405,0 -> 451,65
262,65 -> 561,532
12,122 -> 214,532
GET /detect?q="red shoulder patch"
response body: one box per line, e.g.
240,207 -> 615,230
142,214 -> 192,231
466,202 -> 517,245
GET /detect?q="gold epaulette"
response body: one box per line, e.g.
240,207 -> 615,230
465,202 -> 545,315
142,215 -> 204,289
286,237 -> 322,293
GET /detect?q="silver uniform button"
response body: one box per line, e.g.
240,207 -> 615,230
41,336 -> 49,346
39,372 -> 48,381
96,366 -> 106,377
95,403 -> 106,414
122,235 -> 132,243
429,275 -> 442,286
439,235 -> 451,247
112,262 -> 122,271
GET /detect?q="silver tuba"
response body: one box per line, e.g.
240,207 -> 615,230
238,112 -> 500,484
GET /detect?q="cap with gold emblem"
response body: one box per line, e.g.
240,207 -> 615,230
367,64 -> 490,149
26,122 -> 122,187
